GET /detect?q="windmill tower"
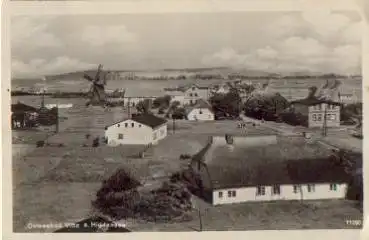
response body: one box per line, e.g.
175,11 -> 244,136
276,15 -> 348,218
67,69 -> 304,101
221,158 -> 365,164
83,64 -> 108,107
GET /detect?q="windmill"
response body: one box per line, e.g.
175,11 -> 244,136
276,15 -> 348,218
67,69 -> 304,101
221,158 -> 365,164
83,64 -> 108,107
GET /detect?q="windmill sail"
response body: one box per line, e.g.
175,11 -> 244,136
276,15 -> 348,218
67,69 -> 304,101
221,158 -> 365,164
84,64 -> 108,106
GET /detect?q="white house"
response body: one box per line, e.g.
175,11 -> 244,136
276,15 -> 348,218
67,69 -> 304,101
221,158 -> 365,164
185,99 -> 214,121
190,135 -> 350,205
164,84 -> 209,105
290,97 -> 341,128
104,114 -> 167,146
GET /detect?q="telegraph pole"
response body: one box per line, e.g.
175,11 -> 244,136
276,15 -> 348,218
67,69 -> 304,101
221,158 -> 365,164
172,117 -> 175,134
55,105 -> 59,133
322,104 -> 328,137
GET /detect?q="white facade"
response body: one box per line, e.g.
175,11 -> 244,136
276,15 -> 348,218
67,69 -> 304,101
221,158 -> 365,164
105,119 -> 167,146
212,183 -> 348,205
187,108 -> 215,121
165,84 -> 209,105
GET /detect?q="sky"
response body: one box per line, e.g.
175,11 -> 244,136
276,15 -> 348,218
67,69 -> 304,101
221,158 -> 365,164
11,11 -> 362,78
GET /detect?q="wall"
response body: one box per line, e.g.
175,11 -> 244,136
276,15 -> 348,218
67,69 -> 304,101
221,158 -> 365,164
212,183 -> 348,205
105,119 -> 153,146
308,103 -> 340,128
187,108 -> 214,121
184,86 -> 209,104
151,124 -> 167,145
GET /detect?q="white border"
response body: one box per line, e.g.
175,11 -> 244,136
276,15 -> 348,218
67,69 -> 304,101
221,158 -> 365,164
1,0 -> 368,239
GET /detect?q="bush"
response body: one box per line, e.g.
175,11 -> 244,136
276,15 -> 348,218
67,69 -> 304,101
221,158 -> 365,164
92,137 -> 100,147
36,140 -> 45,147
179,154 -> 192,160
172,107 -> 186,119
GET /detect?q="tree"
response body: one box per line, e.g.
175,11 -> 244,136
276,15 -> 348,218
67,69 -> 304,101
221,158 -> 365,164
136,99 -> 152,114
209,89 -> 242,119
244,92 -> 289,121
153,95 -> 172,109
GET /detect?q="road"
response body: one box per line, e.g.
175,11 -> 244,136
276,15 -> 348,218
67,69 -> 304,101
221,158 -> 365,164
240,115 -> 362,152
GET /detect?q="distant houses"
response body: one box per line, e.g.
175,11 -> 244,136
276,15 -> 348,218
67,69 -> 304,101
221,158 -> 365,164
11,102 -> 39,129
185,99 -> 214,121
190,135 -> 350,205
104,114 -> 167,146
290,97 -> 341,128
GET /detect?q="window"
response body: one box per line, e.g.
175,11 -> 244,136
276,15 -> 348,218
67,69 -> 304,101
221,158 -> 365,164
330,184 -> 337,191
199,110 -> 203,114
160,129 -> 165,136
218,191 -> 223,198
317,114 -> 322,121
307,184 -> 315,193
192,87 -> 196,91
312,114 -> 317,121
118,133 -> 124,139
272,185 -> 281,195
139,124 -> 142,128
256,186 -> 266,196
189,93 -> 193,97
194,93 -> 198,97
227,190 -> 236,197
117,124 -> 120,127
153,132 -> 157,140
131,123 -> 134,127
330,114 -> 336,120
125,123 -> 128,127
293,185 -> 300,193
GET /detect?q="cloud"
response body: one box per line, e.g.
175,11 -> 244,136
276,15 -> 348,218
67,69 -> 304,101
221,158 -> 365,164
11,16 -> 62,49
12,56 -> 96,78
80,25 -> 138,47
203,12 -> 361,75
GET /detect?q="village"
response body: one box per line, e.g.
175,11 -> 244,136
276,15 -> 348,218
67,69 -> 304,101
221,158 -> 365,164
11,67 -> 363,232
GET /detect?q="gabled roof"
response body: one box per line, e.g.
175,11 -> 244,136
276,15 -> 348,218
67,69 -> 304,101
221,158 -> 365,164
106,113 -> 167,129
164,84 -> 208,92
291,97 -> 342,106
185,99 -> 214,115
11,102 -> 38,112
191,135 -> 349,189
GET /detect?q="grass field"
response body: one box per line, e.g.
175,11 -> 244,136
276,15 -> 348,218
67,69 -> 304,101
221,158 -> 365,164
12,98 -> 362,232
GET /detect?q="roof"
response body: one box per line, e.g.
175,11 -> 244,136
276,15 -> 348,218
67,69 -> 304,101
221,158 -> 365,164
191,135 -> 349,189
291,97 -> 342,106
107,114 -> 167,129
185,99 -> 214,115
164,84 -> 208,92
11,102 -> 38,112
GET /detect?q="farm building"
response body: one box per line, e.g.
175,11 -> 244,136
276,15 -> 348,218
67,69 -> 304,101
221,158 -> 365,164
11,102 -> 39,129
164,84 -> 209,105
190,135 -> 350,205
185,99 -> 214,121
290,97 -> 342,128
104,113 -> 167,146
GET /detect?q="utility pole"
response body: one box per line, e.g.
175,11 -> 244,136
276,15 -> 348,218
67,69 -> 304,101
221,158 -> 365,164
172,117 -> 175,134
127,98 -> 131,118
55,105 -> 59,133
322,103 -> 328,137
198,207 -> 203,232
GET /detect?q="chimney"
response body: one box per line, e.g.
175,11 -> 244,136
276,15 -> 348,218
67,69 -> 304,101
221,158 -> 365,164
307,86 -> 318,99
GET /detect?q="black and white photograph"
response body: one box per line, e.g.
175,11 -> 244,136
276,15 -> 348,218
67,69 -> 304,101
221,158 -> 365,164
8,9 -> 364,233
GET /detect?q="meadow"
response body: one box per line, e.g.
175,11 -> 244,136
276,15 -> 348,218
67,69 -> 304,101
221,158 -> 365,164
11,96 -> 362,232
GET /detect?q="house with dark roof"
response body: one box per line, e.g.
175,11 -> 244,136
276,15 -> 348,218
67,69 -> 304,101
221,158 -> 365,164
185,99 -> 214,121
190,134 -> 350,205
104,113 -> 167,146
11,102 -> 39,129
290,96 -> 342,128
